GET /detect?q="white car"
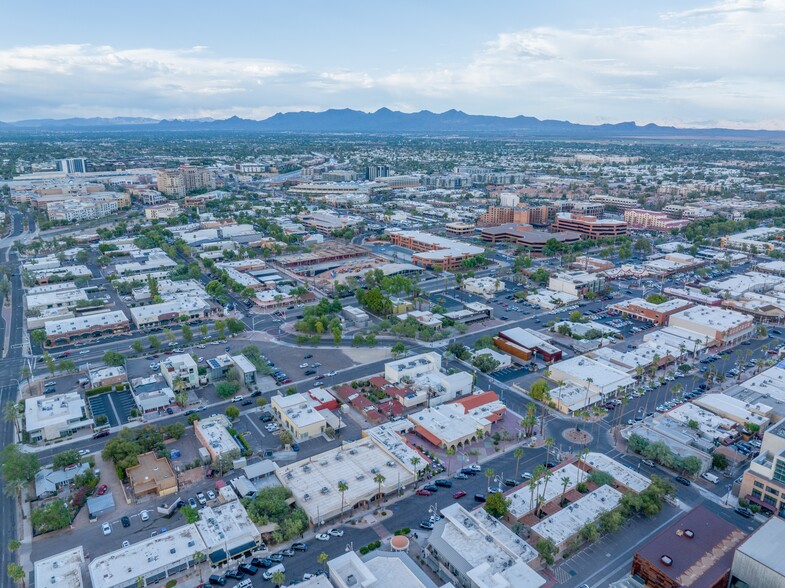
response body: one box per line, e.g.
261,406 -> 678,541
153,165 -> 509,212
196,492 -> 207,505
207,490 -> 216,501
140,510 -> 150,521
316,533 -> 330,541
102,522 -> 112,535
196,344 -> 206,349
299,363 -> 309,368
122,540 -> 130,547
469,463 -> 481,472
78,449 -> 91,456
232,395 -> 244,402
198,357 -> 205,363
325,371 -> 337,377
327,528 -> 344,537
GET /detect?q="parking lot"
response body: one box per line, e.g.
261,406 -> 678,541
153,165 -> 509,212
87,390 -> 136,427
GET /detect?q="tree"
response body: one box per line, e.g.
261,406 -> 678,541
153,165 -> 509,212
181,505 -> 200,523
279,430 -> 294,447
317,552 -> 329,572
31,500 -> 71,533
31,329 -> 47,347
271,571 -> 286,587
373,473 -> 386,504
102,351 -> 125,367
445,447 -> 456,475
1,444 -> 40,495
226,318 -> 246,336
410,456 -> 421,486
200,324 -> 208,337
560,475 -> 571,506
163,328 -> 176,343
514,448 -> 524,479
484,491 -> 511,518
216,381 -> 241,398
332,325 -> 343,344
712,452 -> 729,470
256,397 -> 268,408
530,268 -> 550,283
484,468 -> 495,491
472,353 -> 500,373
43,353 -> 55,376
7,562 -> 25,587
391,342 -> 406,358
7,539 -> 20,553
131,340 -> 144,354
181,324 -> 193,344
225,406 -> 240,421
338,481 -> 349,521
535,537 -> 557,566
148,334 -> 161,351
52,449 -> 81,470
473,335 -> 495,350
214,320 -> 226,338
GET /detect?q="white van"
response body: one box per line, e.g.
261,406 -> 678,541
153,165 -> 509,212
263,563 -> 285,580
701,472 -> 719,484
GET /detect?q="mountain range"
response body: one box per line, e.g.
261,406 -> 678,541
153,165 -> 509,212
1,108 -> 782,139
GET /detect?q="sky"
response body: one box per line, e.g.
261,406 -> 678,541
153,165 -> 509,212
2,0 -> 784,129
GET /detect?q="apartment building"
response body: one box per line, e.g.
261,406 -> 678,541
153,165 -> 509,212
160,353 -> 199,390
144,202 -> 181,220
477,205 -> 530,226
624,209 -> 692,232
739,418 -> 785,517
157,166 -> 215,197
553,213 -> 628,239
548,271 -> 605,298
588,194 -> 639,211
668,305 -> 754,348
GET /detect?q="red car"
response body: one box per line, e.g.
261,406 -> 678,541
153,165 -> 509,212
416,489 -> 431,497
452,490 -> 467,499
97,484 -> 108,495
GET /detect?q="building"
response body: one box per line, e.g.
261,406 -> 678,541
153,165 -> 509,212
35,547 -> 85,588
56,158 -> 87,174
144,202 -> 181,220
194,415 -> 242,463
477,205 -> 530,226
445,222 -> 475,236
588,194 -> 639,211
611,297 -> 694,325
479,223 -> 581,252
194,500 -> 262,564
624,209 -> 692,232
366,164 -> 390,180
129,296 -> 210,329
89,525 -> 207,588
157,165 -> 215,197
35,463 -> 92,498
300,212 -> 363,234
384,351 -> 441,383
553,212 -> 628,239
126,452 -> 178,498
270,393 -> 327,441
387,230 -> 484,271
275,437 -> 416,524
424,503 -> 544,588
462,276 -> 504,298
668,305 -> 755,349
342,305 -> 370,327
496,327 -> 562,362
329,551 -> 441,588
160,353 -> 198,390
88,366 -> 127,388
24,392 -> 92,442
442,302 -> 493,324
206,354 -> 257,386
25,287 -> 88,313
630,505 -> 745,588
549,355 -> 635,400
548,271 -> 605,298
739,417 -> 785,516
731,517 -> 785,588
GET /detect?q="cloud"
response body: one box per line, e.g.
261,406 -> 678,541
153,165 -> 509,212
1,1 -> 784,128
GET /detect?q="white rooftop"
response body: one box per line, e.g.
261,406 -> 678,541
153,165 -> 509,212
664,402 -> 737,438
582,452 -> 651,493
129,296 -> 208,323
550,355 -> 635,392
271,393 -> 325,429
194,415 -> 241,457
44,310 -> 128,336
532,485 -> 622,546
669,304 -> 752,332
194,500 -> 259,552
507,464 -> 583,519
693,393 -> 771,427
35,546 -> 85,588
25,392 -> 88,432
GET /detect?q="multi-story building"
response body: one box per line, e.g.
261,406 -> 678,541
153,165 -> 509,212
553,213 -> 628,239
444,222 -> 475,236
160,353 -> 198,390
548,271 -> 605,298
739,417 -> 785,516
462,276 -> 504,298
194,415 -> 242,462
126,452 -> 178,498
129,296 -> 210,329
25,392 -> 93,442
384,351 -> 442,383
157,169 -> 186,198
624,209 -> 692,232
270,393 -> 327,441
56,158 -> 87,174
588,194 -> 639,211
388,230 -> 484,271
731,518 -> 785,588
499,192 -> 520,207
479,223 -> 581,252
144,202 -> 181,220
44,310 -> 130,347
611,297 -> 694,325
477,205 -> 530,226
667,305 -> 754,348
157,166 -> 215,197
366,164 -> 390,180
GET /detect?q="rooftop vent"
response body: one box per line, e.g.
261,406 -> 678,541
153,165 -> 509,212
684,529 -> 694,538
661,555 -> 673,566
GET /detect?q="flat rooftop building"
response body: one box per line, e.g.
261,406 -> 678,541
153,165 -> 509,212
668,305 -> 754,349
44,310 -> 130,347
195,500 -> 261,563
194,415 -> 242,462
731,517 -> 785,588
35,547 -> 85,588
25,392 -> 92,443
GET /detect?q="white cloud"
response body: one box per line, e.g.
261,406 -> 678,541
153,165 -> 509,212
1,1 -> 784,128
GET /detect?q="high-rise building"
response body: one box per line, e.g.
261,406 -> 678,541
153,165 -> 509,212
365,164 -> 390,180
56,158 -> 87,174
499,192 -> 520,207
157,170 -> 186,198
157,166 -> 215,198
553,212 -> 628,239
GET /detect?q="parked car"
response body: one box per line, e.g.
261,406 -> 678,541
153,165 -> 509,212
292,542 -> 309,550
453,490 -> 467,499
316,533 -> 330,541
419,520 -> 434,530
416,489 -> 432,497
474,494 -> 486,503
237,563 -> 258,576
734,507 -> 754,518
453,473 -> 469,480
675,476 -> 692,486
196,492 -> 207,505
434,479 -> 452,487
102,522 -> 112,535
327,528 -> 344,537
121,516 -> 131,528
97,484 -> 108,495
140,510 -> 150,521
189,497 -> 198,508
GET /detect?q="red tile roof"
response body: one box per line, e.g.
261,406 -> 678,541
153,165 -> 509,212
454,391 -> 499,413
368,377 -> 390,388
413,425 -> 443,447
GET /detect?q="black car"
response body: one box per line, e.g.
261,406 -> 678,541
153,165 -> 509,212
675,476 -> 692,486
241,400 -> 252,406
544,461 -> 558,469
460,468 -> 477,476
304,369 -> 317,375
121,516 -> 130,528
252,557 -> 273,568
250,390 -> 262,397
224,569 -> 244,580
503,479 -> 517,487
208,575 -> 226,586
434,479 -> 452,488
292,542 -> 308,551
734,507 -> 754,518
419,520 -> 434,530
238,564 -> 258,576
268,553 -> 284,563
423,484 -> 438,492
474,494 -> 486,503
304,354 -> 313,359
259,413 -> 273,422
453,473 -> 469,480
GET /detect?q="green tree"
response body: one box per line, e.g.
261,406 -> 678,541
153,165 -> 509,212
7,562 -> 25,587
181,505 -> 200,523
7,539 -> 21,553
332,325 -> 343,344
338,481 -> 349,521
216,381 -> 241,398
225,406 -> 240,421
471,353 -> 500,373
484,491 -> 511,518
148,334 -> 161,351
1,444 -> 40,495
712,452 -> 729,470
163,328 -> 176,343
473,335 -> 495,350
226,318 -> 246,336
271,571 -> 286,586
391,342 -> 406,358
200,324 -> 209,337
373,473 -> 386,504
102,351 -> 125,367
214,320 -> 226,338
181,324 -> 193,344
317,551 -> 329,572
513,448 -> 525,479
31,500 -> 72,533
279,429 -> 294,447
484,467 -> 495,492
535,537 -> 557,566
52,449 -> 81,470
31,329 -> 47,347
43,353 -> 55,376
131,340 -> 144,354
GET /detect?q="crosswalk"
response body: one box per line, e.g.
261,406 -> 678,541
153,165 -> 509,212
555,564 -> 572,584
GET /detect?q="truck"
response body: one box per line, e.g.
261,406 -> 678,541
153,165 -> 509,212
701,472 -> 720,484
262,564 -> 285,581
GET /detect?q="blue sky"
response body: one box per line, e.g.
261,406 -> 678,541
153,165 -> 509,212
2,0 -> 783,128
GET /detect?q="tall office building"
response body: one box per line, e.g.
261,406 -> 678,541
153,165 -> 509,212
156,166 -> 215,198
365,164 -> 390,180
56,158 -> 87,174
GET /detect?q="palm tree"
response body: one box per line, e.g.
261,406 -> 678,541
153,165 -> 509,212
476,427 -> 485,442
559,475 -> 571,506
317,552 -> 329,573
338,481 -> 349,522
445,447 -> 456,474
539,390 -> 551,436
538,471 -> 553,517
529,464 -> 546,513
544,437 -> 555,466
373,473 -> 386,504
271,570 -> 286,587
485,468 -> 495,492
3,401 -> 20,440
521,404 -> 537,437
192,551 -> 206,582
410,456 -> 421,487
513,448 -> 524,479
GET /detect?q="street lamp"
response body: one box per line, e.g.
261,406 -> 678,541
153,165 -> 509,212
345,542 -> 354,553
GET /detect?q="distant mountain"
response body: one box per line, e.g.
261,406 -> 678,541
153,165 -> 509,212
1,109 -> 783,139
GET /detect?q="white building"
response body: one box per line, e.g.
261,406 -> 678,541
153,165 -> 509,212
384,351 -> 441,383
329,551 -> 440,588
194,415 -> 242,462
160,353 -> 198,390
548,271 -> 605,298
425,503 -> 544,588
462,276 -> 505,298
35,547 -> 85,588
668,305 -> 755,348
144,202 -> 181,220
129,296 -> 210,328
549,355 -> 635,400
25,392 -> 93,443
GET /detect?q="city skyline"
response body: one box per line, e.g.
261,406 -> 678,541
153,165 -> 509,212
3,0 -> 784,129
